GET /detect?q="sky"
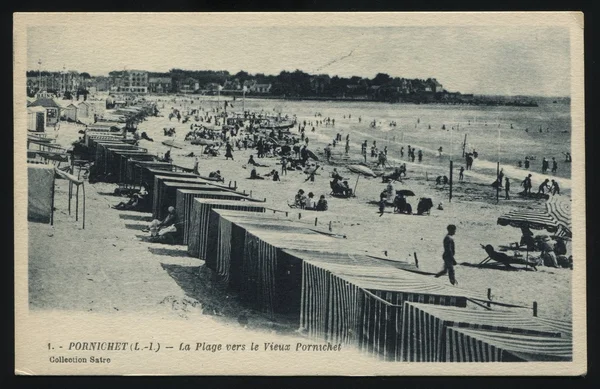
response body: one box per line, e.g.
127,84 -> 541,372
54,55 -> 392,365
27,24 -> 571,96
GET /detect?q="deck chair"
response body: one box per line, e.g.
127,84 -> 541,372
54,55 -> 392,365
479,244 -> 538,271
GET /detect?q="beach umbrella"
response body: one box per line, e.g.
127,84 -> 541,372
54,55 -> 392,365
497,209 -> 560,232
396,189 -> 416,197
347,165 -> 376,196
497,208 -> 560,266
545,196 -> 572,237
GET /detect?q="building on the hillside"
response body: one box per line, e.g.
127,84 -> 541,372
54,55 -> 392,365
250,83 -> 272,93
63,103 -> 79,121
179,78 -> 199,94
28,98 -> 61,126
119,70 -> 148,93
27,106 -> 47,132
95,76 -> 110,92
148,76 -> 172,93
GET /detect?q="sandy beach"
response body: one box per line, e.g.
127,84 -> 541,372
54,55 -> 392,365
29,96 -> 573,342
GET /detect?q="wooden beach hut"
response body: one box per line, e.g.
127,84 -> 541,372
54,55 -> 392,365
187,199 -> 266,259
64,103 -> 79,122
400,302 -> 568,362
27,106 -> 47,132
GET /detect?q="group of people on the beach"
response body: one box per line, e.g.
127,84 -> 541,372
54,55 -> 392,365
293,189 -> 328,211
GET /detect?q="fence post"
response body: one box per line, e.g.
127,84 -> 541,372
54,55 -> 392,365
414,252 -> 419,268
533,301 -> 538,317
315,217 -> 318,226
487,288 -> 491,308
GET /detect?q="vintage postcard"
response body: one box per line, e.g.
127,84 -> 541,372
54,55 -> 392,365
14,12 -> 586,375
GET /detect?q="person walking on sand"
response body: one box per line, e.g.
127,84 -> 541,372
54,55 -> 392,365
435,224 -> 458,285
281,156 -> 288,176
225,142 -> 234,160
551,157 -> 558,173
521,174 -> 533,195
504,177 -> 511,200
459,166 -> 465,181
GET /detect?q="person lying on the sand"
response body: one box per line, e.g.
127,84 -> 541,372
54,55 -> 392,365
248,155 -> 268,167
143,206 -> 178,238
113,184 -> 148,210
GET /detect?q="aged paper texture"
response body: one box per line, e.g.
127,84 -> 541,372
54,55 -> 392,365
14,12 -> 586,375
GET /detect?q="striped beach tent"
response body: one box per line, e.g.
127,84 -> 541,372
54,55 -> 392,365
400,302 -> 565,362
497,208 -> 560,232
128,161 -> 172,187
176,189 -> 264,245
208,210 -> 350,316
119,154 -> 155,184
107,150 -> 149,181
445,327 -> 572,362
153,175 -> 220,217
545,196 -> 572,237
187,199 -> 267,259
299,257 -> 487,361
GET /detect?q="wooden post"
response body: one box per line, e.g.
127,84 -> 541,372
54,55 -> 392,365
449,161 -> 453,202
487,288 -> 492,308
353,174 -> 360,196
314,217 -> 318,226
533,301 -> 538,317
75,184 -> 79,221
414,252 -> 419,268
496,162 -> 500,204
50,178 -> 55,226
462,134 -> 467,157
82,183 -> 86,230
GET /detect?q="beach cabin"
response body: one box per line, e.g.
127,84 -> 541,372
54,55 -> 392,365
77,101 -> 94,121
64,103 -> 79,122
28,98 -> 61,126
27,106 -> 47,132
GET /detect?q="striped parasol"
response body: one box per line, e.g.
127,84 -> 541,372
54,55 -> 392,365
497,208 -> 560,232
545,196 -> 572,237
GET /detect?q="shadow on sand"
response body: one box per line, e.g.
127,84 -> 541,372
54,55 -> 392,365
124,223 -> 148,230
119,213 -> 153,222
160,263 -> 235,315
148,246 -> 190,257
